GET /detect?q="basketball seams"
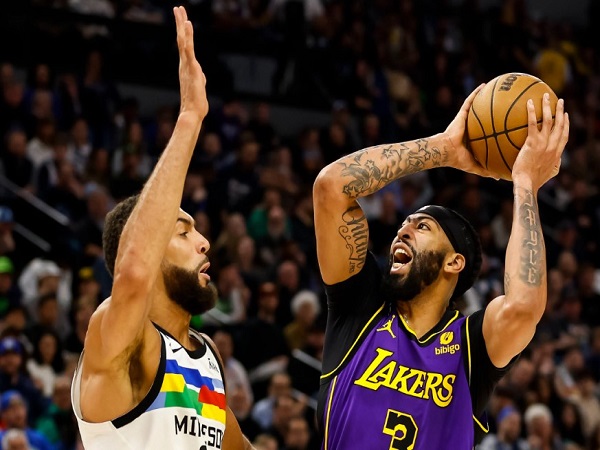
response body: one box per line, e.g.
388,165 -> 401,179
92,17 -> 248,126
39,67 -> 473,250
486,76 -> 502,168
504,80 -> 542,151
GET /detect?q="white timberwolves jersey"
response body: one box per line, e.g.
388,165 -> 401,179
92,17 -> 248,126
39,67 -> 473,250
72,325 -> 227,449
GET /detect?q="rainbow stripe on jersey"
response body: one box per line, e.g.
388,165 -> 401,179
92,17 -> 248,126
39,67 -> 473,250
146,345 -> 226,424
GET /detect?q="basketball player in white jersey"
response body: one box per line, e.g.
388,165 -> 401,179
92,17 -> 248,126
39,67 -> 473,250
71,7 -> 254,449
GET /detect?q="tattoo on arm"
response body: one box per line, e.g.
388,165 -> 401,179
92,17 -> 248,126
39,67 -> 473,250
518,189 -> 545,286
338,140 -> 445,199
338,205 -> 369,273
504,272 -> 511,295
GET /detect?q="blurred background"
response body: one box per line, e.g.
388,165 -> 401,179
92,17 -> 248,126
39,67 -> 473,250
0,0 -> 599,449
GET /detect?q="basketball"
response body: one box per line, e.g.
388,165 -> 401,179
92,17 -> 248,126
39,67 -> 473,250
466,73 -> 558,180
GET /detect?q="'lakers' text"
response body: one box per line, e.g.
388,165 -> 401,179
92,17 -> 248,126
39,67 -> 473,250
354,348 -> 455,407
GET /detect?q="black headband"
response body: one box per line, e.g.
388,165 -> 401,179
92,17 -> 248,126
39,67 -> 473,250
416,205 -> 482,300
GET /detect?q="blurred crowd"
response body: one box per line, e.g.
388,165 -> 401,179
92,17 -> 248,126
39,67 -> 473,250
0,0 -> 600,449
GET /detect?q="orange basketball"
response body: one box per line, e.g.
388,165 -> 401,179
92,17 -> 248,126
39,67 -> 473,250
466,73 -> 558,180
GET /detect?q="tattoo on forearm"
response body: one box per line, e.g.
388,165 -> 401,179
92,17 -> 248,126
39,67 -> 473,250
338,140 -> 445,198
338,205 -> 368,273
518,189 -> 544,286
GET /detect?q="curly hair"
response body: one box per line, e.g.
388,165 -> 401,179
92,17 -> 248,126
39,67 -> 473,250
102,194 -> 140,277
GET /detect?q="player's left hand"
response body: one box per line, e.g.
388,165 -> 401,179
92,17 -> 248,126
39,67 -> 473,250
174,6 -> 208,121
512,94 -> 569,190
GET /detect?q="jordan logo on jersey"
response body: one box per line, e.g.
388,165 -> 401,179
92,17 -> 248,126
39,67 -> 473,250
376,316 -> 396,338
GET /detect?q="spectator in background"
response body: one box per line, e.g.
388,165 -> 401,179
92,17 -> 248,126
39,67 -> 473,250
0,428 -> 31,450
247,102 -> 278,153
35,132 -> 71,197
215,138 -> 262,217
43,160 -> 86,222
201,263 -> 248,327
0,257 -> 20,319
0,81 -> 31,139
234,235 -> 265,296
282,416 -> 315,450
26,118 -> 56,171
55,73 -> 82,132
67,118 -> 92,178
17,259 -> 70,332
284,290 -> 320,351
252,372 -> 296,430
570,370 -> 600,440
0,391 -> 53,450
0,338 -> 48,424
213,212 -> 248,266
111,121 -> 152,179
80,50 -> 120,148
73,186 -> 111,268
35,376 -> 78,450
524,403 -> 564,450
266,394 -> 303,448
556,401 -> 586,448
26,293 -> 63,343
26,329 -> 65,398
237,282 -> 289,389
1,129 -> 35,193
274,260 -> 302,326
62,295 -> 96,358
0,307 -> 30,354
479,405 -> 531,450
0,213 -> 15,263
108,144 -> 146,202
82,147 -> 110,189
253,433 -> 278,450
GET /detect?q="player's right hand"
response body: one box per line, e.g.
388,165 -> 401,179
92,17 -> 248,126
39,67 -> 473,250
442,84 -> 499,180
174,6 -> 209,121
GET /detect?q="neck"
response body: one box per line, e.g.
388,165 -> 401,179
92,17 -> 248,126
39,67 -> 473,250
396,292 -> 450,339
149,293 -> 193,346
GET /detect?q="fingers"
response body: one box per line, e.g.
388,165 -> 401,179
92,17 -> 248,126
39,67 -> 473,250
174,6 -> 193,59
526,99 -> 537,131
183,20 -> 194,60
560,113 -> 570,149
542,93 -> 553,133
460,83 -> 485,113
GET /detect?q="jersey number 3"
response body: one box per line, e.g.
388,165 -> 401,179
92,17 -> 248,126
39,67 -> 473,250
383,409 -> 419,450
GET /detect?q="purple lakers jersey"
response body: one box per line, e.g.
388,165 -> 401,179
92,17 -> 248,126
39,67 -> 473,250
321,308 -> 476,450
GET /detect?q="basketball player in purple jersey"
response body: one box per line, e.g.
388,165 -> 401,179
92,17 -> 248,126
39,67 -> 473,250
313,88 -> 569,449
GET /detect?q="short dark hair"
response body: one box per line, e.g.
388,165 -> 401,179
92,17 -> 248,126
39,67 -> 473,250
102,194 -> 140,277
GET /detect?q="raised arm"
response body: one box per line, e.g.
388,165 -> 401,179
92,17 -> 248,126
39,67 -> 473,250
313,86 -> 491,285
86,7 -> 208,366
483,94 -> 569,368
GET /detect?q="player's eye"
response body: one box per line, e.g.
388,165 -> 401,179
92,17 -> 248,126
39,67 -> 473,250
180,231 -> 189,237
417,222 -> 430,230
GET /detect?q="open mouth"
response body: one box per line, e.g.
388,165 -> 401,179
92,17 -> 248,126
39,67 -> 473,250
198,261 -> 211,282
392,245 -> 413,270
199,261 -> 210,273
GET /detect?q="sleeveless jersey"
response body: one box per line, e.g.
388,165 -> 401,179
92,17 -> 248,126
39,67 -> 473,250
321,309 -> 475,450
72,325 -> 227,449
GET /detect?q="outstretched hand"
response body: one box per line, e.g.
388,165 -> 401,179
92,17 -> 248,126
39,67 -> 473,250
174,6 -> 208,120
512,94 -> 569,190
443,84 -> 499,179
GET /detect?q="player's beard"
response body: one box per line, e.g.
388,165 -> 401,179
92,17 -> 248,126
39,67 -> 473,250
162,261 -> 217,315
381,249 -> 446,303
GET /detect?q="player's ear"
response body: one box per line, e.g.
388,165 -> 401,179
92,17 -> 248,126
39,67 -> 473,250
444,253 -> 465,275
